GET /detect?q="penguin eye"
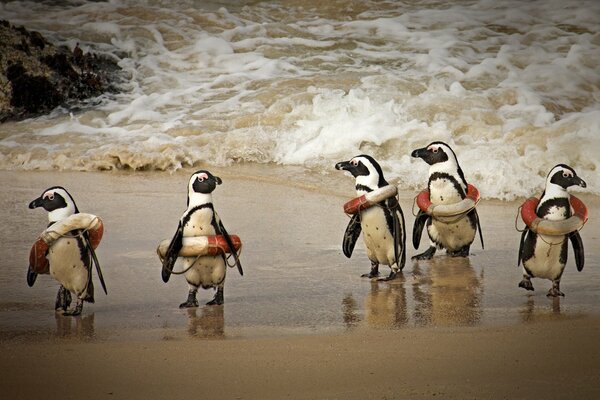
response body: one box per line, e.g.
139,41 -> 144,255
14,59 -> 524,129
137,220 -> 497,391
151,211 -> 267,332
44,192 -> 54,201
431,148 -> 438,153
197,173 -> 209,182
351,159 -> 359,166
562,172 -> 572,178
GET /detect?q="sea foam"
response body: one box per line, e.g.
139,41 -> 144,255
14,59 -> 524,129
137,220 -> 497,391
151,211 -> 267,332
0,0 -> 598,200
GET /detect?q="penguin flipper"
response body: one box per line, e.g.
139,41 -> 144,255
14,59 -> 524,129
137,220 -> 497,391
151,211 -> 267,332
217,218 -> 243,276
162,222 -> 184,283
569,230 -> 585,272
26,266 -> 38,287
342,213 -> 361,258
388,198 -> 406,270
83,232 -> 107,295
412,210 -> 429,250
517,228 -> 528,267
474,209 -> 484,249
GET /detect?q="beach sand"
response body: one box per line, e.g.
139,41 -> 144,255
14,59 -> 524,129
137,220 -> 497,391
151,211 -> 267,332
1,167 -> 599,399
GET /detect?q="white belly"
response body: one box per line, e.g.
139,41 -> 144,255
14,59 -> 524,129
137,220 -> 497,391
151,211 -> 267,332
47,237 -> 89,295
429,217 -> 475,251
183,255 -> 226,288
360,207 -> 397,267
523,234 -> 566,280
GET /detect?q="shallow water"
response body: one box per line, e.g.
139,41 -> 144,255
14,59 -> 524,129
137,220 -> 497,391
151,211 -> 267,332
1,0 -> 599,199
0,168 -> 598,342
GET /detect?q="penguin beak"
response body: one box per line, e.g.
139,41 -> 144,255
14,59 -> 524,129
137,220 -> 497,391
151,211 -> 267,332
574,176 -> 587,188
29,196 -> 43,209
213,176 -> 222,185
335,161 -> 352,171
411,147 -> 427,159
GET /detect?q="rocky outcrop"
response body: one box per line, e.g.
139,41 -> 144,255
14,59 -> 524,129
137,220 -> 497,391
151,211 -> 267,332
0,20 -> 122,122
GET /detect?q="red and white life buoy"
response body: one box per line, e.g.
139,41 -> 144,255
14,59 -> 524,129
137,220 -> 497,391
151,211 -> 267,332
156,235 -> 242,262
29,213 -> 104,274
343,185 -> 398,214
520,195 -> 588,236
416,184 -> 480,219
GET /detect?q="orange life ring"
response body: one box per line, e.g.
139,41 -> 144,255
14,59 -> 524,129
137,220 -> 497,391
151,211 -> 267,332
157,235 -> 242,260
520,195 -> 588,235
29,215 -> 104,274
417,184 -> 480,217
343,185 -> 398,214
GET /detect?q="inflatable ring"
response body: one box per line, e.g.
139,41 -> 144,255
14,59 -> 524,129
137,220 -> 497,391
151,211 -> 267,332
417,184 -> 480,218
157,235 -> 242,261
29,213 -> 104,274
343,185 -> 398,214
521,195 -> 588,236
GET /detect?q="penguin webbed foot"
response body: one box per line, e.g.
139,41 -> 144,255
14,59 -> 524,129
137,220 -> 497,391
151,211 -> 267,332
55,286 -> 72,312
206,287 -> 224,306
62,299 -> 83,316
412,246 -> 436,260
361,263 -> 379,279
518,277 -> 534,291
547,281 -> 564,297
377,270 -> 399,282
447,246 -> 470,257
179,290 -> 199,308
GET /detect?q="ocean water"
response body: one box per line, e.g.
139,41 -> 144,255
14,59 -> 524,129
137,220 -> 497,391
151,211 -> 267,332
0,0 -> 599,199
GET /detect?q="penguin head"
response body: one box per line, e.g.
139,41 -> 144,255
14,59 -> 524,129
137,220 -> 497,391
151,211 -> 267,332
546,164 -> 586,192
335,155 -> 388,192
411,142 -> 458,167
412,141 -> 467,185
29,186 -> 78,223
187,170 -> 222,206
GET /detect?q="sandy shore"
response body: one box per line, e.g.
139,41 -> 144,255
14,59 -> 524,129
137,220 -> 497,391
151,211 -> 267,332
1,166 -> 599,399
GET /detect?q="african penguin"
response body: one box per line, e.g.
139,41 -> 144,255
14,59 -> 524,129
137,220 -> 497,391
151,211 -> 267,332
518,164 -> 586,297
335,155 -> 406,280
161,170 -> 242,307
28,187 -> 95,316
411,141 -> 484,259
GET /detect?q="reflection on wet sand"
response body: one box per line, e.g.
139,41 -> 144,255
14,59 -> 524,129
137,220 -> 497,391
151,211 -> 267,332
364,280 -> 408,329
412,257 -> 483,327
185,306 -> 225,339
55,313 -> 95,340
520,296 -> 569,323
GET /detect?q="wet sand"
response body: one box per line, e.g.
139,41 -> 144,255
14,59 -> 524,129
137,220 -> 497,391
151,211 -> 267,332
1,167 -> 599,399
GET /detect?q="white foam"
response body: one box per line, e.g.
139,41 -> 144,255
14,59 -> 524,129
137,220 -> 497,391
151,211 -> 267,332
0,0 -> 598,199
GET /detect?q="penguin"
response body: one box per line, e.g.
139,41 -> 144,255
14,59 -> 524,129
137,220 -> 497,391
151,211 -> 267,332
411,141 -> 484,259
335,155 -> 406,280
28,187 -> 98,316
518,164 -> 586,297
161,170 -> 242,307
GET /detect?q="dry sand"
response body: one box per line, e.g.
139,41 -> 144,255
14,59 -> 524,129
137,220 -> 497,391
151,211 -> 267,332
1,167 -> 599,399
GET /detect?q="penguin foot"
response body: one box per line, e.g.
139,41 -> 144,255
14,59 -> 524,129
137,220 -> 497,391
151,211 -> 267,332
179,290 -> 199,308
361,262 -> 379,279
55,286 -> 72,312
377,270 -> 399,282
518,278 -> 534,291
206,290 -> 224,306
412,246 -> 436,260
62,300 -> 83,316
361,270 -> 380,279
547,288 -> 565,298
447,246 -> 470,257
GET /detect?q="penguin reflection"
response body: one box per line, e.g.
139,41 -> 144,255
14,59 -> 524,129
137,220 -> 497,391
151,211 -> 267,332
520,296 -> 563,323
185,306 -> 225,339
54,312 -> 95,339
412,257 -> 482,326
364,280 -> 408,329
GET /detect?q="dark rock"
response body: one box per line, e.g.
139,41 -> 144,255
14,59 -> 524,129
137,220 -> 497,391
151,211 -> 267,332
0,19 -> 123,122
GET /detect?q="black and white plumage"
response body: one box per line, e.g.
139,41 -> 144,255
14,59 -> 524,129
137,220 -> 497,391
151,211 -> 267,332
411,142 -> 483,260
28,187 -> 98,316
335,155 -> 406,281
518,164 -> 586,297
161,170 -> 242,307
